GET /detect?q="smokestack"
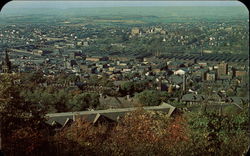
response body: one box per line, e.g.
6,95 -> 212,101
183,74 -> 186,92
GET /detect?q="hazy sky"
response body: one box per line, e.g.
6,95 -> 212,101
3,1 -> 244,9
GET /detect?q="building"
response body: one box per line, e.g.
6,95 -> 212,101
167,61 -> 185,69
174,69 -> 188,75
235,70 -> 247,77
217,62 -> 228,79
1,50 -> 11,73
131,27 -> 140,36
32,49 -> 44,56
86,56 -> 109,62
194,69 -> 208,81
206,72 -> 216,81
181,94 -> 205,105
86,57 -> 100,62
46,103 -> 177,128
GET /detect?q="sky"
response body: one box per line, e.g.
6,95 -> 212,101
2,1 -> 245,9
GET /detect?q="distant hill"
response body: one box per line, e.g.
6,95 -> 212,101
0,6 -> 248,24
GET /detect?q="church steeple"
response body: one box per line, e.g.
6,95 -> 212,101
2,49 -> 11,73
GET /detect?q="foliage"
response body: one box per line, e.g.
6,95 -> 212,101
120,81 -> 134,94
56,109 -> 189,155
5,127 -> 49,156
69,93 -> 100,111
106,110 -> 189,155
0,74 -> 47,155
0,74 -> 46,133
186,110 -> 249,155
87,75 -> 114,87
54,109 -> 249,156
0,74 -> 249,155
135,90 -> 169,106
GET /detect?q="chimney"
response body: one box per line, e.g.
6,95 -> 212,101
183,74 -> 186,92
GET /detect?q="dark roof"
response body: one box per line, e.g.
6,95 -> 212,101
46,102 -> 176,126
181,94 -> 204,102
169,75 -> 183,84
168,61 -> 184,66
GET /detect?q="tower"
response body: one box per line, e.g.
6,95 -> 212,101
1,49 -> 11,73
217,61 -> 228,79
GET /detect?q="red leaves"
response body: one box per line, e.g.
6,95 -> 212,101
57,109 -> 190,154
166,115 -> 189,144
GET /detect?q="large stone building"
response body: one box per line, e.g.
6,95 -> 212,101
217,61 -> 228,79
206,72 -> 216,81
131,27 -> 140,36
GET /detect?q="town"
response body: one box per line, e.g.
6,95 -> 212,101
0,22 -> 248,113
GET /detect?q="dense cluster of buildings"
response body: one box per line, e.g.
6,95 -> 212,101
0,21 -> 248,110
0,46 -> 248,108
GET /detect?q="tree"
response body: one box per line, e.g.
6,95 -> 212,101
135,90 -> 168,106
120,81 -> 135,95
0,74 -> 47,155
23,72 -> 46,84
186,110 -> 249,155
67,74 -> 79,83
57,109 -> 189,155
53,90 -> 71,112
133,80 -> 148,92
6,127 -> 49,155
70,93 -> 100,111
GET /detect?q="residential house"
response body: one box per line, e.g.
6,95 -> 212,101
181,94 -> 205,105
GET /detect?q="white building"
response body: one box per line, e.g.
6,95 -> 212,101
174,69 -> 188,75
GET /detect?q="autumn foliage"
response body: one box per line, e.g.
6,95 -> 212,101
53,109 -> 190,156
2,109 -> 249,156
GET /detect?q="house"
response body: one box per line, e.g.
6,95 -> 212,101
167,61 -> 185,69
174,68 -> 189,75
169,75 -> 183,85
207,92 -> 224,103
46,102 -> 177,128
86,56 -> 100,62
99,95 -> 135,109
181,94 -> 205,105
